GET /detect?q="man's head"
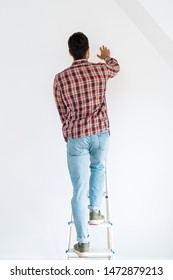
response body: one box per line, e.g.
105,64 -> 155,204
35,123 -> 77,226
68,32 -> 89,60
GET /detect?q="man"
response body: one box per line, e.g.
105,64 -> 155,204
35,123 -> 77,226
53,32 -> 120,257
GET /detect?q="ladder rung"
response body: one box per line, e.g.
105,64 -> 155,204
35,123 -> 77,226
66,248 -> 114,258
68,221 -> 113,227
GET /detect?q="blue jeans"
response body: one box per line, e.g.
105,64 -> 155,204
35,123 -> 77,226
67,130 -> 110,243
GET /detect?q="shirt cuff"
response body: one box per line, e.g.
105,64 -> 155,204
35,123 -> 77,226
104,56 -> 110,61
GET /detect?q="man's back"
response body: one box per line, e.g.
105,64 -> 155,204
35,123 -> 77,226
54,56 -> 120,140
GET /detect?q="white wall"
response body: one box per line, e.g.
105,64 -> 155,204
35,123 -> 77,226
0,0 -> 173,259
139,0 -> 173,41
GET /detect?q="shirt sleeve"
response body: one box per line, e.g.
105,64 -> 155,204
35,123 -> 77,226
103,56 -> 120,79
53,77 -> 67,124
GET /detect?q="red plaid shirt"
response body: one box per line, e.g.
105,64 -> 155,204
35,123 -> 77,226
53,56 -> 120,141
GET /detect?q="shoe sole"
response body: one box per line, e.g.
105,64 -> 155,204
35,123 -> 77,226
89,220 -> 105,225
73,249 -> 89,258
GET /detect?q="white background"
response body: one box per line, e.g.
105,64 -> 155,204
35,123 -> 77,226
0,0 -> 173,260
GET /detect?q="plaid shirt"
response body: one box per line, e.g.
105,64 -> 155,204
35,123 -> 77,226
53,56 -> 120,141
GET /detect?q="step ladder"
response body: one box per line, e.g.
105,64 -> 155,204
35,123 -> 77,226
65,164 -> 115,259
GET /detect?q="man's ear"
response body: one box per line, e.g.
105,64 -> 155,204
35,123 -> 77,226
86,48 -> 90,59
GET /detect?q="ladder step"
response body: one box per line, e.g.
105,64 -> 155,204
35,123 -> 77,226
66,248 -> 114,258
68,221 -> 113,227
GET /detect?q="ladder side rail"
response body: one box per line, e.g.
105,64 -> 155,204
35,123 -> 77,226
105,160 -> 115,259
66,212 -> 73,259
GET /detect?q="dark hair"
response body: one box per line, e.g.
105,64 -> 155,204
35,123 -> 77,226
68,32 -> 89,60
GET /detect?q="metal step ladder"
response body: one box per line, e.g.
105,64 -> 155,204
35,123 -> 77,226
65,164 -> 115,259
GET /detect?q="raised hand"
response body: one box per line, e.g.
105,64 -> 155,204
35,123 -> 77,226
97,45 -> 110,60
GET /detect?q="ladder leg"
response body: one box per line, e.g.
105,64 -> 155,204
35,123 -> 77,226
66,212 -> 73,260
105,161 -> 115,260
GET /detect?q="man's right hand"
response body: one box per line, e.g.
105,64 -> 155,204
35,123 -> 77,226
97,45 -> 110,60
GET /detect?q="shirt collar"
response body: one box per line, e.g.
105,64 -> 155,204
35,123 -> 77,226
72,59 -> 89,66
